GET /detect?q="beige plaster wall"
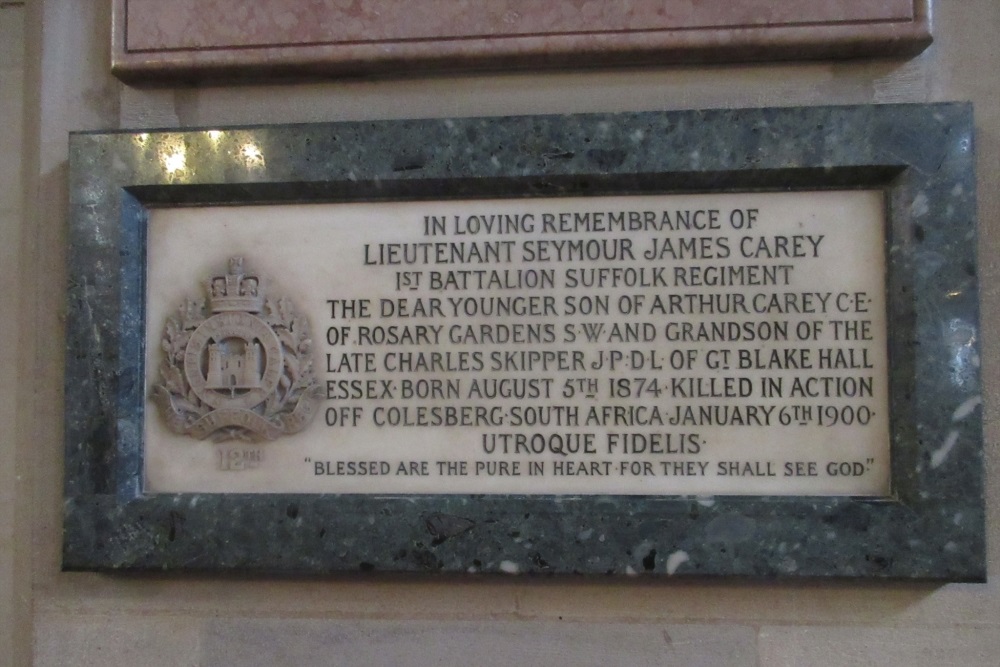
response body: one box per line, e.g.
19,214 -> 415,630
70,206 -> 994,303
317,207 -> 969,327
1,3 -> 27,667
5,0 -> 999,664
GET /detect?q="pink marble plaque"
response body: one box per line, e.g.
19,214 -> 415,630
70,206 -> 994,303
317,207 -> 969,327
112,1 -> 931,81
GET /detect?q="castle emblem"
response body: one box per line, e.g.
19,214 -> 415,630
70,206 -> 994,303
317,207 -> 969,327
152,257 -> 322,442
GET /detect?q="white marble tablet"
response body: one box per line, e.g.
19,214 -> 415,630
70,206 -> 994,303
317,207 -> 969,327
144,190 -> 889,496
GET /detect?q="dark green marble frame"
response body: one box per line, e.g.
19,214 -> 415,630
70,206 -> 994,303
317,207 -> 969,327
64,104 -> 985,579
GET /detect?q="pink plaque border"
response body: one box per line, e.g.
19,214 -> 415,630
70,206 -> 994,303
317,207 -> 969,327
111,1 -> 932,83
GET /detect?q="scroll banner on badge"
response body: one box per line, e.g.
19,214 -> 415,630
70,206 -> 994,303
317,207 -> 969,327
153,387 -> 321,441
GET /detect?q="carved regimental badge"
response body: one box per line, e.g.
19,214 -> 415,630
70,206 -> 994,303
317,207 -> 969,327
153,257 -> 322,442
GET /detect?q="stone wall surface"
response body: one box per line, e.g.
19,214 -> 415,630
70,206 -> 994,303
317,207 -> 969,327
3,0 -> 1000,665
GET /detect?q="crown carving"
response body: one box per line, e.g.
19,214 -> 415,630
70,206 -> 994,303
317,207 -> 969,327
206,257 -> 264,313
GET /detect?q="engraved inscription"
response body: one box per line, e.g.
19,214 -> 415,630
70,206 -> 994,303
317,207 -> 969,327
145,192 -> 890,496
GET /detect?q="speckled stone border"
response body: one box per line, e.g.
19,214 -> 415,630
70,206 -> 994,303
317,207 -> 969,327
64,104 -> 984,579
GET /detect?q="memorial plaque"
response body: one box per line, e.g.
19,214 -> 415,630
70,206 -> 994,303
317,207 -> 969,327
111,0 -> 932,82
64,105 -> 985,579
144,191 -> 890,497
